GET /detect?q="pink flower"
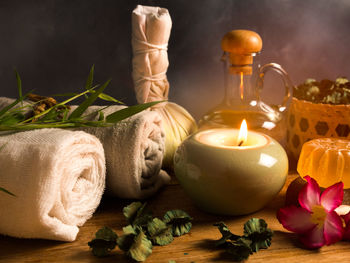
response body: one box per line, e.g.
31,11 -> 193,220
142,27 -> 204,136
277,176 -> 344,249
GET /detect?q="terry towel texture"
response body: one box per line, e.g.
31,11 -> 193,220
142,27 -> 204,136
76,105 -> 171,199
0,128 -> 106,241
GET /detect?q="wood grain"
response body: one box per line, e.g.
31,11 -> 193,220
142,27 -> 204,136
1,173 -> 350,263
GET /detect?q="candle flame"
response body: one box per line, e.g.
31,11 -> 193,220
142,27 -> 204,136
240,71 -> 244,100
237,119 -> 248,146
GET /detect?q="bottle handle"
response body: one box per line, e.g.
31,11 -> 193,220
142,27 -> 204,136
256,63 -> 294,113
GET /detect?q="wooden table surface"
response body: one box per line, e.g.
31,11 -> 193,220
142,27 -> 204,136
1,172 -> 350,263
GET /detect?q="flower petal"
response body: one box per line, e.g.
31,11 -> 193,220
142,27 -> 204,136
342,211 -> 350,240
321,182 -> 344,212
343,211 -> 350,225
277,205 -> 315,234
298,176 -> 321,212
324,211 -> 344,245
299,225 -> 325,249
343,225 -> 350,240
335,205 -> 350,216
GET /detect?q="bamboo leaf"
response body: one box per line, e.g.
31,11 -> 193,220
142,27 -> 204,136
98,93 -> 124,104
0,89 -> 34,120
69,80 -> 110,120
0,89 -> 35,119
62,107 -> 70,121
56,87 -> 97,107
85,65 -> 94,90
106,101 -> 163,123
0,120 -> 111,131
51,92 -> 78,97
0,113 -> 25,125
40,108 -> 61,121
0,99 -> 21,118
98,111 -> 104,121
14,69 -> 22,99
81,105 -> 110,120
0,187 -> 15,196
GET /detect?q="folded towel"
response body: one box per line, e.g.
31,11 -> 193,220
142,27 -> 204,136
0,97 -> 170,199
75,105 -> 171,199
131,5 -> 197,169
0,128 -> 105,241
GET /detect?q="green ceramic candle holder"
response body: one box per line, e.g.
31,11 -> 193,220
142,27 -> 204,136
173,128 -> 288,215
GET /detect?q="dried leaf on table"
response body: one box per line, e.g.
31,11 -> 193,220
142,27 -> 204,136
243,218 -> 273,252
213,222 -> 240,247
226,238 -> 253,261
117,225 -> 153,262
117,225 -> 137,252
88,226 -> 118,257
163,209 -> 193,237
147,218 -> 174,246
213,218 -> 273,261
123,202 -> 153,228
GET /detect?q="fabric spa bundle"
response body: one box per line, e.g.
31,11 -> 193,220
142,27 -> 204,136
0,128 -> 105,241
131,5 -> 197,168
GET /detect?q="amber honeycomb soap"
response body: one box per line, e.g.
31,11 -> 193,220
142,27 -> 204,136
297,138 -> 350,188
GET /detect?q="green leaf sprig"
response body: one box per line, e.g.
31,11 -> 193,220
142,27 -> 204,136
88,202 -> 193,261
214,218 -> 273,261
0,66 -> 163,131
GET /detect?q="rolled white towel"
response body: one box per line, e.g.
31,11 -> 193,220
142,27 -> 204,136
0,128 -> 106,241
78,105 -> 171,199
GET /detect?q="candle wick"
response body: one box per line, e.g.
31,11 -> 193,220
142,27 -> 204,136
238,140 -> 244,146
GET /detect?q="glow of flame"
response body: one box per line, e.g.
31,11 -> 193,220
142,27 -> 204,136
237,119 -> 248,146
240,71 -> 244,100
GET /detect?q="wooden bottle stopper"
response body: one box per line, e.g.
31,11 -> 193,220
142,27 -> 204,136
221,30 -> 262,75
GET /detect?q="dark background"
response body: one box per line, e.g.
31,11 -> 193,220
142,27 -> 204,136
0,0 -> 349,119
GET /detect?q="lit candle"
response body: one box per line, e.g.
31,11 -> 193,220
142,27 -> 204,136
197,119 -> 268,148
174,119 -> 288,216
237,118 -> 247,146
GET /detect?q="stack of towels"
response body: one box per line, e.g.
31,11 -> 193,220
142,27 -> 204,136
0,4 -> 194,242
0,98 -> 170,242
